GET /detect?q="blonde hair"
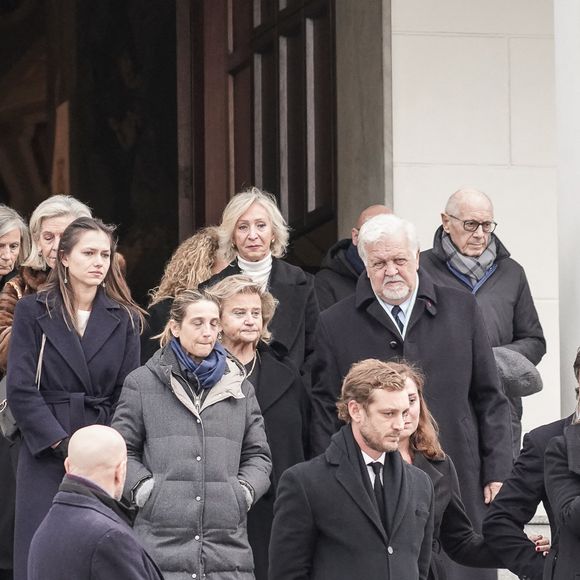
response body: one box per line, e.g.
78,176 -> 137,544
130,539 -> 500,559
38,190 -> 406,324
157,289 -> 220,347
0,205 -> 31,269
23,195 -> 92,270
388,361 -> 445,460
219,187 -> 289,262
149,226 -> 221,306
336,359 -> 406,423
205,275 -> 277,343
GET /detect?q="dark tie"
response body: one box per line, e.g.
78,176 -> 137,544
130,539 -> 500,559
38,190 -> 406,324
391,305 -> 404,333
369,461 -> 387,531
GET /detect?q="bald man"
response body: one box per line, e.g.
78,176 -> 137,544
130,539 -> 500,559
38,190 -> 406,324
28,426 -> 163,580
315,204 -> 392,310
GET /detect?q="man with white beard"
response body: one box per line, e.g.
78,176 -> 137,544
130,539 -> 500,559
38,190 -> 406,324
310,213 -> 512,580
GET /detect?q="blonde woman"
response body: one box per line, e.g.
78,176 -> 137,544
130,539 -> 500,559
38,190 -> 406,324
141,226 -> 227,362
204,187 -> 319,372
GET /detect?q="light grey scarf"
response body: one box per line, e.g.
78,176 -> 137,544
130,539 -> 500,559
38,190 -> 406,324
441,233 -> 497,286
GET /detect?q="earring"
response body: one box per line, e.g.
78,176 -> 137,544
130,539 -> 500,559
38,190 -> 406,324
217,331 -> 223,341
64,267 -> 68,285
102,281 -> 106,289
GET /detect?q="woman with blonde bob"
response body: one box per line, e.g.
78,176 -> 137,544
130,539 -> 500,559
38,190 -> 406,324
113,288 -> 271,580
141,226 -> 227,363
203,187 -> 319,371
0,194 -> 92,371
207,275 -> 310,580
394,361 -> 546,580
7,217 -> 143,580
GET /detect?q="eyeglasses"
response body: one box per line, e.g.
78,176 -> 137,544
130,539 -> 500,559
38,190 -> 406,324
447,214 -> 497,233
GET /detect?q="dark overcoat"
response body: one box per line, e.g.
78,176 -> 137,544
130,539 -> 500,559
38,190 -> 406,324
310,270 -> 512,534
246,342 -> 310,580
203,258 -> 319,371
314,238 -> 359,310
28,481 -> 163,580
413,454 -> 501,580
269,425 -> 434,580
543,423 -> 580,580
7,289 -> 140,580
482,416 -> 571,580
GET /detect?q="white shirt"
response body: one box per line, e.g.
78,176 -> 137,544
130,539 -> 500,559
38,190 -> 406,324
361,450 -> 385,486
76,309 -> 91,337
374,274 -> 419,339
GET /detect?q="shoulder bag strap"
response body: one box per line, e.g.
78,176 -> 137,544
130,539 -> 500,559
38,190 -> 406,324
35,334 -> 46,390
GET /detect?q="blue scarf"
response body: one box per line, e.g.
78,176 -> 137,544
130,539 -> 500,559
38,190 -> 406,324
346,242 -> 365,275
170,338 -> 227,390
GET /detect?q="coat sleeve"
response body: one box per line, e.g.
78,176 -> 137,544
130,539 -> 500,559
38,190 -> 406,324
310,317 -> 343,456
418,480 -> 435,580
112,314 -> 141,408
91,529 -> 162,580
0,278 -> 21,372
269,466 -> 317,580
439,457 -> 503,568
111,371 -> 153,499
238,381 -> 272,503
7,298 -> 68,455
314,271 -> 335,312
482,430 -> 547,580
506,269 -> 546,365
545,434 -> 580,537
469,301 -> 512,485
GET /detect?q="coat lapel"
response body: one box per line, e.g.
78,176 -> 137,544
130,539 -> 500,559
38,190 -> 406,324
405,269 -> 438,336
355,276 -> 400,336
388,455 -> 410,538
36,294 -> 92,390
255,345 -> 296,414
328,428 -> 387,541
81,291 -> 121,364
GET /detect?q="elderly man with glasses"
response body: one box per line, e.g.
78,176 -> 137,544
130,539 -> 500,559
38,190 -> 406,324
421,187 -> 546,463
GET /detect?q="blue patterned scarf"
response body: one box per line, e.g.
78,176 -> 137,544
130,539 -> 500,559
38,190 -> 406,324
170,338 -> 227,390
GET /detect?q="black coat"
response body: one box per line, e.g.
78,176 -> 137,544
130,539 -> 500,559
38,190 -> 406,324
314,238 -> 359,310
247,342 -> 310,580
310,270 -> 512,534
140,297 -> 171,364
420,228 -> 546,364
7,289 -> 140,580
269,425 -> 434,580
413,454 -> 501,580
203,258 -> 319,371
28,477 -> 163,580
543,423 -> 580,580
482,416 -> 571,580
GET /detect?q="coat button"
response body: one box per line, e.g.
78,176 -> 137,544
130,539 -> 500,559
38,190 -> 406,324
196,496 -> 201,501
387,546 -> 394,555
196,456 -> 201,461
196,419 -> 201,424
389,340 -> 398,349
192,575 -> 197,579
194,535 -> 200,541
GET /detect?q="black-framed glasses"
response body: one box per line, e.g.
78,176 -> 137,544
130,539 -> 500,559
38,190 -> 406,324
447,214 -> 497,233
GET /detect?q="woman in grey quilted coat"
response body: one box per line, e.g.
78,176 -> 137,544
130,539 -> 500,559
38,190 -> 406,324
113,289 -> 272,580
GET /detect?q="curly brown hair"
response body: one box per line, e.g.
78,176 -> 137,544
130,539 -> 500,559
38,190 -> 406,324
149,226 -> 222,306
389,361 -> 445,460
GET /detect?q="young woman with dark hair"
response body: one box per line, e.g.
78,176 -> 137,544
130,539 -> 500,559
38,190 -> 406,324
7,216 -> 144,580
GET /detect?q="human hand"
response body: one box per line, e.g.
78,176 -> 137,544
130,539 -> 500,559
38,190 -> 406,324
528,533 -> 550,556
483,481 -> 503,504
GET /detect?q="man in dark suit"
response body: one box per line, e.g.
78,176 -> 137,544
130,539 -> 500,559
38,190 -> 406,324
310,213 -> 512,580
482,351 -> 580,580
28,425 -> 163,580
270,359 -> 434,580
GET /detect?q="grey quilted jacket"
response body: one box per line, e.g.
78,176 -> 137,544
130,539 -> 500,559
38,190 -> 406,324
112,347 -> 272,580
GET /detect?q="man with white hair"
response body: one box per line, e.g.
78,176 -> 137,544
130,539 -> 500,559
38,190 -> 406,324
421,187 -> 545,457
310,213 -> 512,580
28,425 -> 163,580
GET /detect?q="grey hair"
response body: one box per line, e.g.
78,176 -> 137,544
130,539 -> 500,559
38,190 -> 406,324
23,195 -> 92,270
0,205 -> 31,268
445,187 -> 493,216
357,214 -> 419,265
219,187 -> 289,262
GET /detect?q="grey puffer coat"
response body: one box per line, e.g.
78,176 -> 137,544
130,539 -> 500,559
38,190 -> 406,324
112,347 -> 272,580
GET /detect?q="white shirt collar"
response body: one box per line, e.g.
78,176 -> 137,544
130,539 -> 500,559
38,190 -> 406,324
361,450 -> 386,466
374,273 -> 419,338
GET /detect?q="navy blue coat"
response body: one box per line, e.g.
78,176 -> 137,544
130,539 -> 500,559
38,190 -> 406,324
310,271 -> 512,535
7,289 -> 140,580
28,479 -> 163,580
